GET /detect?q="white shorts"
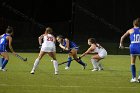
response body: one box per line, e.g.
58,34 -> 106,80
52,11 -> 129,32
98,50 -> 107,58
41,46 -> 56,52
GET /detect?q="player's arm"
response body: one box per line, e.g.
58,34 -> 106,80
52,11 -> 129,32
119,30 -> 130,48
7,36 -> 16,54
38,34 -> 44,45
59,38 -> 69,51
80,45 -> 95,58
64,38 -> 70,50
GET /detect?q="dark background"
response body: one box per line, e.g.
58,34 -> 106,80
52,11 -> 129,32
0,0 -> 139,54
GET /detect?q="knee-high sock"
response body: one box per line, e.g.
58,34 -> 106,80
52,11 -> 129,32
66,57 -> 72,67
0,58 -> 4,67
98,62 -> 103,69
77,59 -> 86,66
131,64 -> 136,79
52,60 -> 58,72
2,59 -> 8,69
91,59 -> 98,69
32,58 -> 40,71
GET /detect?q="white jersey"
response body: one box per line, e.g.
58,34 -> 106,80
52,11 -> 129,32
41,34 -> 56,52
91,44 -> 107,58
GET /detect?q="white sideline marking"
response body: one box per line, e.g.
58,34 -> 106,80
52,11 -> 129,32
0,84 -> 138,88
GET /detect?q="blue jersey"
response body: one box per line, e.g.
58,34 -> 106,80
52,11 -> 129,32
62,39 -> 78,49
0,34 -> 10,52
129,27 -> 140,55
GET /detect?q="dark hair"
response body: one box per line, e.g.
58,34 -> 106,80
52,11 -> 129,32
46,27 -> 53,34
5,26 -> 13,33
133,18 -> 140,27
88,38 -> 96,44
57,35 -> 64,39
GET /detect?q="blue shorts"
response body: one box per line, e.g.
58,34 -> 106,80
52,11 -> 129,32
130,44 -> 140,55
0,45 -> 6,54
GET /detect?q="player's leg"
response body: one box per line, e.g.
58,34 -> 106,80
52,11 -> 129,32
91,54 -> 103,71
65,53 -> 72,70
72,49 -> 87,69
0,52 -> 9,71
130,55 -> 137,82
138,56 -> 140,83
0,56 -> 4,68
30,51 -> 46,74
48,52 -> 58,75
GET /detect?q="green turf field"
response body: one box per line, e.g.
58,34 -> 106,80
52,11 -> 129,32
0,53 -> 140,93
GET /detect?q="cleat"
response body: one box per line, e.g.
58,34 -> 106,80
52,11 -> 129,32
0,68 -> 7,72
91,68 -> 98,71
130,78 -> 138,83
30,70 -> 35,74
65,66 -> 69,70
55,71 -> 58,75
98,68 -> 104,71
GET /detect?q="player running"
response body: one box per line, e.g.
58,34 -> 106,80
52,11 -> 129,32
119,18 -> 140,83
0,26 -> 16,71
30,27 -> 58,75
79,38 -> 107,71
56,35 -> 87,70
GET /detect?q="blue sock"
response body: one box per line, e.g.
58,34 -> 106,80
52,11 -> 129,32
78,60 -> 86,66
131,64 -> 136,79
0,58 -> 4,67
66,57 -> 72,67
1,58 -> 4,65
2,59 -> 8,69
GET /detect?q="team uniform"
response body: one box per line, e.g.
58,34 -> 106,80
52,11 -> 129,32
41,34 -> 56,52
62,39 -> 79,51
91,44 -> 107,58
61,39 -> 86,69
30,33 -> 58,74
129,27 -> 140,82
90,44 -> 107,71
0,34 -> 10,70
0,34 -> 10,53
129,27 -> 140,55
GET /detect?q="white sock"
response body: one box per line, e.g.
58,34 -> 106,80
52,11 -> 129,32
32,58 -> 40,71
52,60 -> 58,72
91,59 -> 98,69
98,62 -> 103,69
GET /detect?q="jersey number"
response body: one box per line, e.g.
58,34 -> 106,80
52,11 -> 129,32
0,38 -> 4,44
134,34 -> 140,42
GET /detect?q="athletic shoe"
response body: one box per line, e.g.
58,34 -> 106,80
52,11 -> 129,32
138,76 -> 140,83
98,68 -> 104,71
130,78 -> 138,83
65,66 -> 69,70
0,68 -> 7,71
30,70 -> 35,74
55,71 -> 58,75
92,68 -> 98,71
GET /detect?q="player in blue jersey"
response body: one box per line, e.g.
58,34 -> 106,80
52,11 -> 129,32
120,18 -> 140,83
56,35 -> 87,70
0,26 -> 16,71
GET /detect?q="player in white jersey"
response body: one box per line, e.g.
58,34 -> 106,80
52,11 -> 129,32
79,38 -> 107,71
30,27 -> 58,75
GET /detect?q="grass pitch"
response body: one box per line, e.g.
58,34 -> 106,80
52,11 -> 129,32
0,53 -> 140,93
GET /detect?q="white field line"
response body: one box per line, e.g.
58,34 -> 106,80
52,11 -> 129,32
0,84 -> 138,89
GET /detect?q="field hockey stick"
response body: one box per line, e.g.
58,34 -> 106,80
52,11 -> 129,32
119,46 -> 129,49
58,59 -> 75,66
15,54 -> 27,62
